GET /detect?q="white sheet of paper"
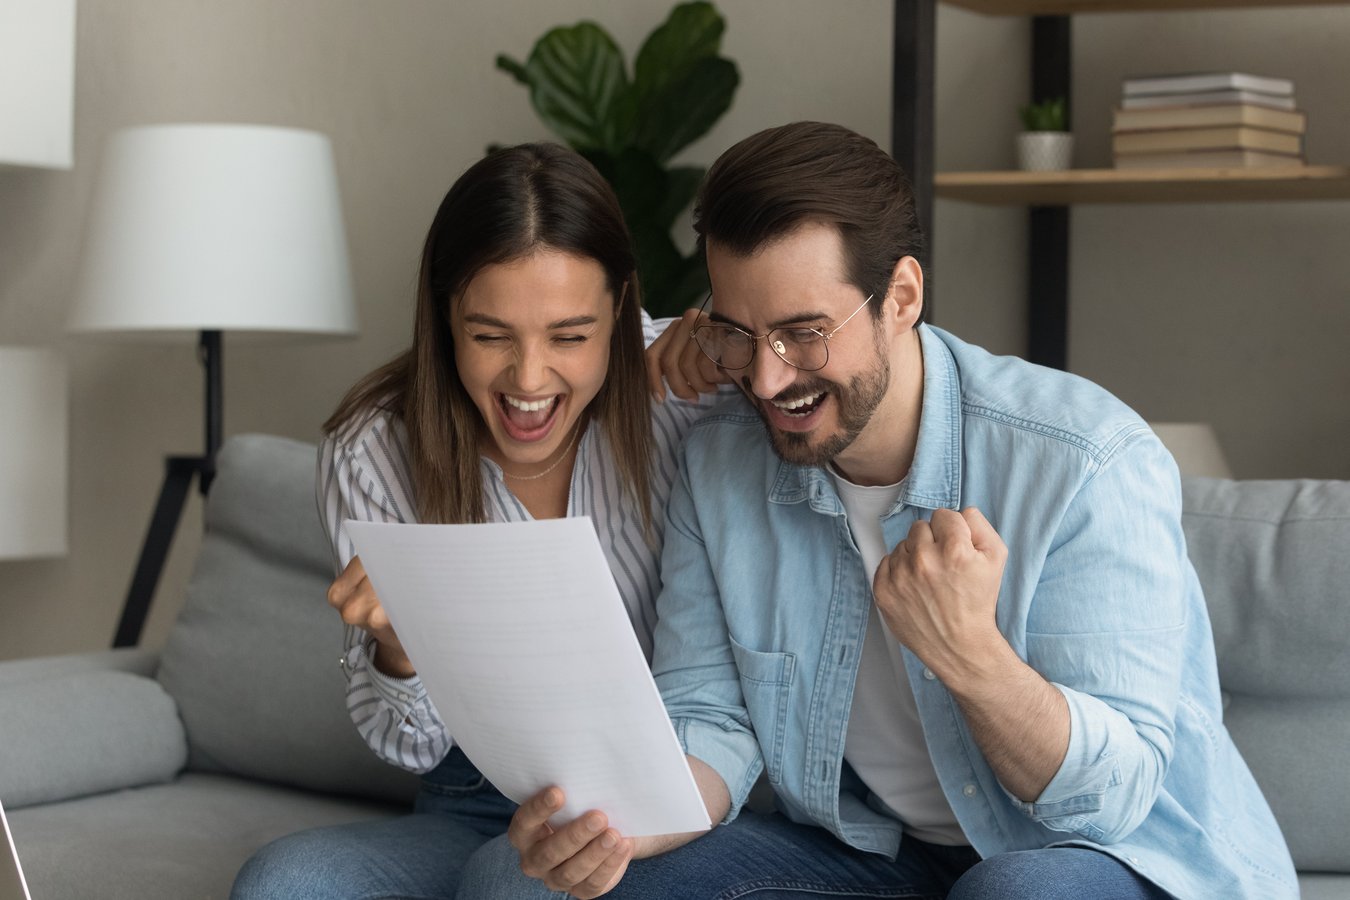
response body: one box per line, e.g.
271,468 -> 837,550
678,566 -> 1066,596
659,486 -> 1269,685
1,797 -> 33,900
345,517 -> 711,837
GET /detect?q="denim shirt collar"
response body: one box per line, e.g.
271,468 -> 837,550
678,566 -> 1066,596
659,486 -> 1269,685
768,324 -> 962,517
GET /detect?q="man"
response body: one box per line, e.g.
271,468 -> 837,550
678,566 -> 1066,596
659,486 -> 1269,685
459,122 -> 1296,899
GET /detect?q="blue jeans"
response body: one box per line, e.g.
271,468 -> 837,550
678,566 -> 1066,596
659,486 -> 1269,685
231,748 -> 516,900
456,809 -> 1173,900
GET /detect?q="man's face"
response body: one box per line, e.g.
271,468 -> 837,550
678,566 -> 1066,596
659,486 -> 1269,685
705,223 -> 892,469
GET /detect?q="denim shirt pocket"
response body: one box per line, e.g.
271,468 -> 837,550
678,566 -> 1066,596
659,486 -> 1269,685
728,634 -> 796,785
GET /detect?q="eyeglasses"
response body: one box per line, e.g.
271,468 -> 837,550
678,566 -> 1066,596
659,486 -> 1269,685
689,293 -> 875,372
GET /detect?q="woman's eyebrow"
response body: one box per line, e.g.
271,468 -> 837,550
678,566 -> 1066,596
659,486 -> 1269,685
462,312 -> 510,328
460,313 -> 599,329
548,315 -> 599,329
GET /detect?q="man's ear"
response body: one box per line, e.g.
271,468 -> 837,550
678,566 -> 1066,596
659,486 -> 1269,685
881,256 -> 924,332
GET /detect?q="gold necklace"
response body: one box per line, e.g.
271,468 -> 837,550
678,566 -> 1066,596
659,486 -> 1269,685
500,423 -> 581,482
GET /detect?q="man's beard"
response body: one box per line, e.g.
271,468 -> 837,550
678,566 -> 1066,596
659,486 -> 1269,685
744,352 -> 891,468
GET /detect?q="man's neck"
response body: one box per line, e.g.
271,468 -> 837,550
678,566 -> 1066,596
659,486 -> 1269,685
830,328 -> 925,487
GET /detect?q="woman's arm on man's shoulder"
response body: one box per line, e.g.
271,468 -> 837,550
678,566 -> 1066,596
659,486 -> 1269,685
644,308 -> 733,404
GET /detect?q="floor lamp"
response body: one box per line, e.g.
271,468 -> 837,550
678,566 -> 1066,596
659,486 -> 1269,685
68,124 -> 359,648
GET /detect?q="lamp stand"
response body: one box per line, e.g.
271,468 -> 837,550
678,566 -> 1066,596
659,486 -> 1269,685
111,330 -> 222,648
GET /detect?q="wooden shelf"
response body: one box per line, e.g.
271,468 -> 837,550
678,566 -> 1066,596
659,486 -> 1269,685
947,0 -> 1348,15
935,165 -> 1350,204
904,0 -> 1350,364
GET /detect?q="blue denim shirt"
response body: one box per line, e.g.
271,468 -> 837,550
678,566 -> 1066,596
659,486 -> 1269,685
651,325 -> 1296,900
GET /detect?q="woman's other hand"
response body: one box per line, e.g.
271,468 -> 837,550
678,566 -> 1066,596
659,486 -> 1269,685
328,556 -> 416,678
509,787 -> 632,898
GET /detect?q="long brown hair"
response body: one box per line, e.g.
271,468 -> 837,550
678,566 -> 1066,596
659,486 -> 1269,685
324,143 -> 653,528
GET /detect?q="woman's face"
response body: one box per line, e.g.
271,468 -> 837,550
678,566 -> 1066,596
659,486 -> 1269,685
451,249 -> 616,473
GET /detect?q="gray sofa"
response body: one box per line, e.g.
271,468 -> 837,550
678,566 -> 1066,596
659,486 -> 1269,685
1,434 -> 418,899
1,433 -> 1346,899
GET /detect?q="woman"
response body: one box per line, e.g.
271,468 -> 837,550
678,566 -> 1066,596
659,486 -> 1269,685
231,143 -> 713,899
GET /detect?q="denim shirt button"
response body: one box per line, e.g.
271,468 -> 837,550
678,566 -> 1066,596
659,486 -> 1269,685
962,783 -> 977,798
923,668 -> 936,681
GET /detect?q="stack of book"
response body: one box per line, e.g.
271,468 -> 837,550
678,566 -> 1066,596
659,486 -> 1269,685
1112,72 -> 1306,170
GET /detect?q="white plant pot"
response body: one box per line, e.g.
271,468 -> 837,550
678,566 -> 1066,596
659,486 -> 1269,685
1017,132 -> 1074,172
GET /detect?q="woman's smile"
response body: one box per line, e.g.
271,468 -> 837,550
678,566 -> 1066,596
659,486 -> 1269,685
496,392 -> 564,443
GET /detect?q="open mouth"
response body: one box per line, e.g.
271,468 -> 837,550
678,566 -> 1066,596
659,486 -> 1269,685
772,390 -> 826,418
760,388 -> 829,434
497,393 -> 563,442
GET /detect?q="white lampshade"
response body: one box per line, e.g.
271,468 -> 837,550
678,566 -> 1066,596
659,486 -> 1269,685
1150,422 -> 1233,479
69,123 -> 358,337
0,348 -> 68,559
0,0 -> 75,169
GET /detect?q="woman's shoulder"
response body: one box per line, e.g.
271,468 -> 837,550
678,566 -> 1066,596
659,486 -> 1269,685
649,380 -> 741,432
318,402 -> 419,521
322,402 -> 409,473
647,392 -> 709,445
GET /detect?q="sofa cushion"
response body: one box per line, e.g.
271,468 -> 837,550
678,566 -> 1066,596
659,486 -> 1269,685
7,772 -> 403,900
0,648 -> 158,687
154,434 -> 417,805
1182,477 -> 1350,872
0,669 -> 186,809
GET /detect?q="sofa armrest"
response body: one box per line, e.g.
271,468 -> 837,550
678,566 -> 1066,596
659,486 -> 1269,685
0,666 -> 187,809
0,647 -> 160,687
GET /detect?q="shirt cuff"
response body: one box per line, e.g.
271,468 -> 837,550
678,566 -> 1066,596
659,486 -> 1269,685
1005,683 -> 1121,838
358,636 -> 429,719
673,716 -> 764,824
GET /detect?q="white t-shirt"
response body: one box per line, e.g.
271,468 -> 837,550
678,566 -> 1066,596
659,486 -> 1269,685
830,469 -> 968,847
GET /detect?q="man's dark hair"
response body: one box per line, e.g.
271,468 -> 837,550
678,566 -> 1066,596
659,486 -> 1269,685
694,121 -> 925,322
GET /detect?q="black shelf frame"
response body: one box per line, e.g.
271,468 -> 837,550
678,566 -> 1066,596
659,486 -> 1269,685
892,0 -> 939,319
892,2 -> 1073,369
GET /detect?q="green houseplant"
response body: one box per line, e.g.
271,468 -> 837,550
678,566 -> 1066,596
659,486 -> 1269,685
497,2 -> 739,318
1019,96 -> 1067,133
1016,96 -> 1073,171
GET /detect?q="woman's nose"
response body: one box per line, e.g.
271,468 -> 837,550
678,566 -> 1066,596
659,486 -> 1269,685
513,345 -> 549,392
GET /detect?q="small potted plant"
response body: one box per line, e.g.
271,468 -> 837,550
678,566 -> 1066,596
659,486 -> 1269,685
1017,97 -> 1072,171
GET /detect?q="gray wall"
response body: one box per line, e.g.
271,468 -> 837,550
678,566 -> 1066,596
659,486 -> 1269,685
1,1 -> 1346,659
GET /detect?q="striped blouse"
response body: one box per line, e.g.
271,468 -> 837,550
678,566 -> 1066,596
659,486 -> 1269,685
316,315 -> 711,773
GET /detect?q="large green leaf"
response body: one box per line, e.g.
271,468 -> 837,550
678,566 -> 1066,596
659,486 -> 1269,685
658,165 -> 704,231
629,221 -> 685,318
495,54 -> 530,87
639,244 -> 709,319
667,252 -> 711,315
522,23 -> 630,153
606,148 -> 668,221
632,2 -> 724,108
633,56 -> 739,163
